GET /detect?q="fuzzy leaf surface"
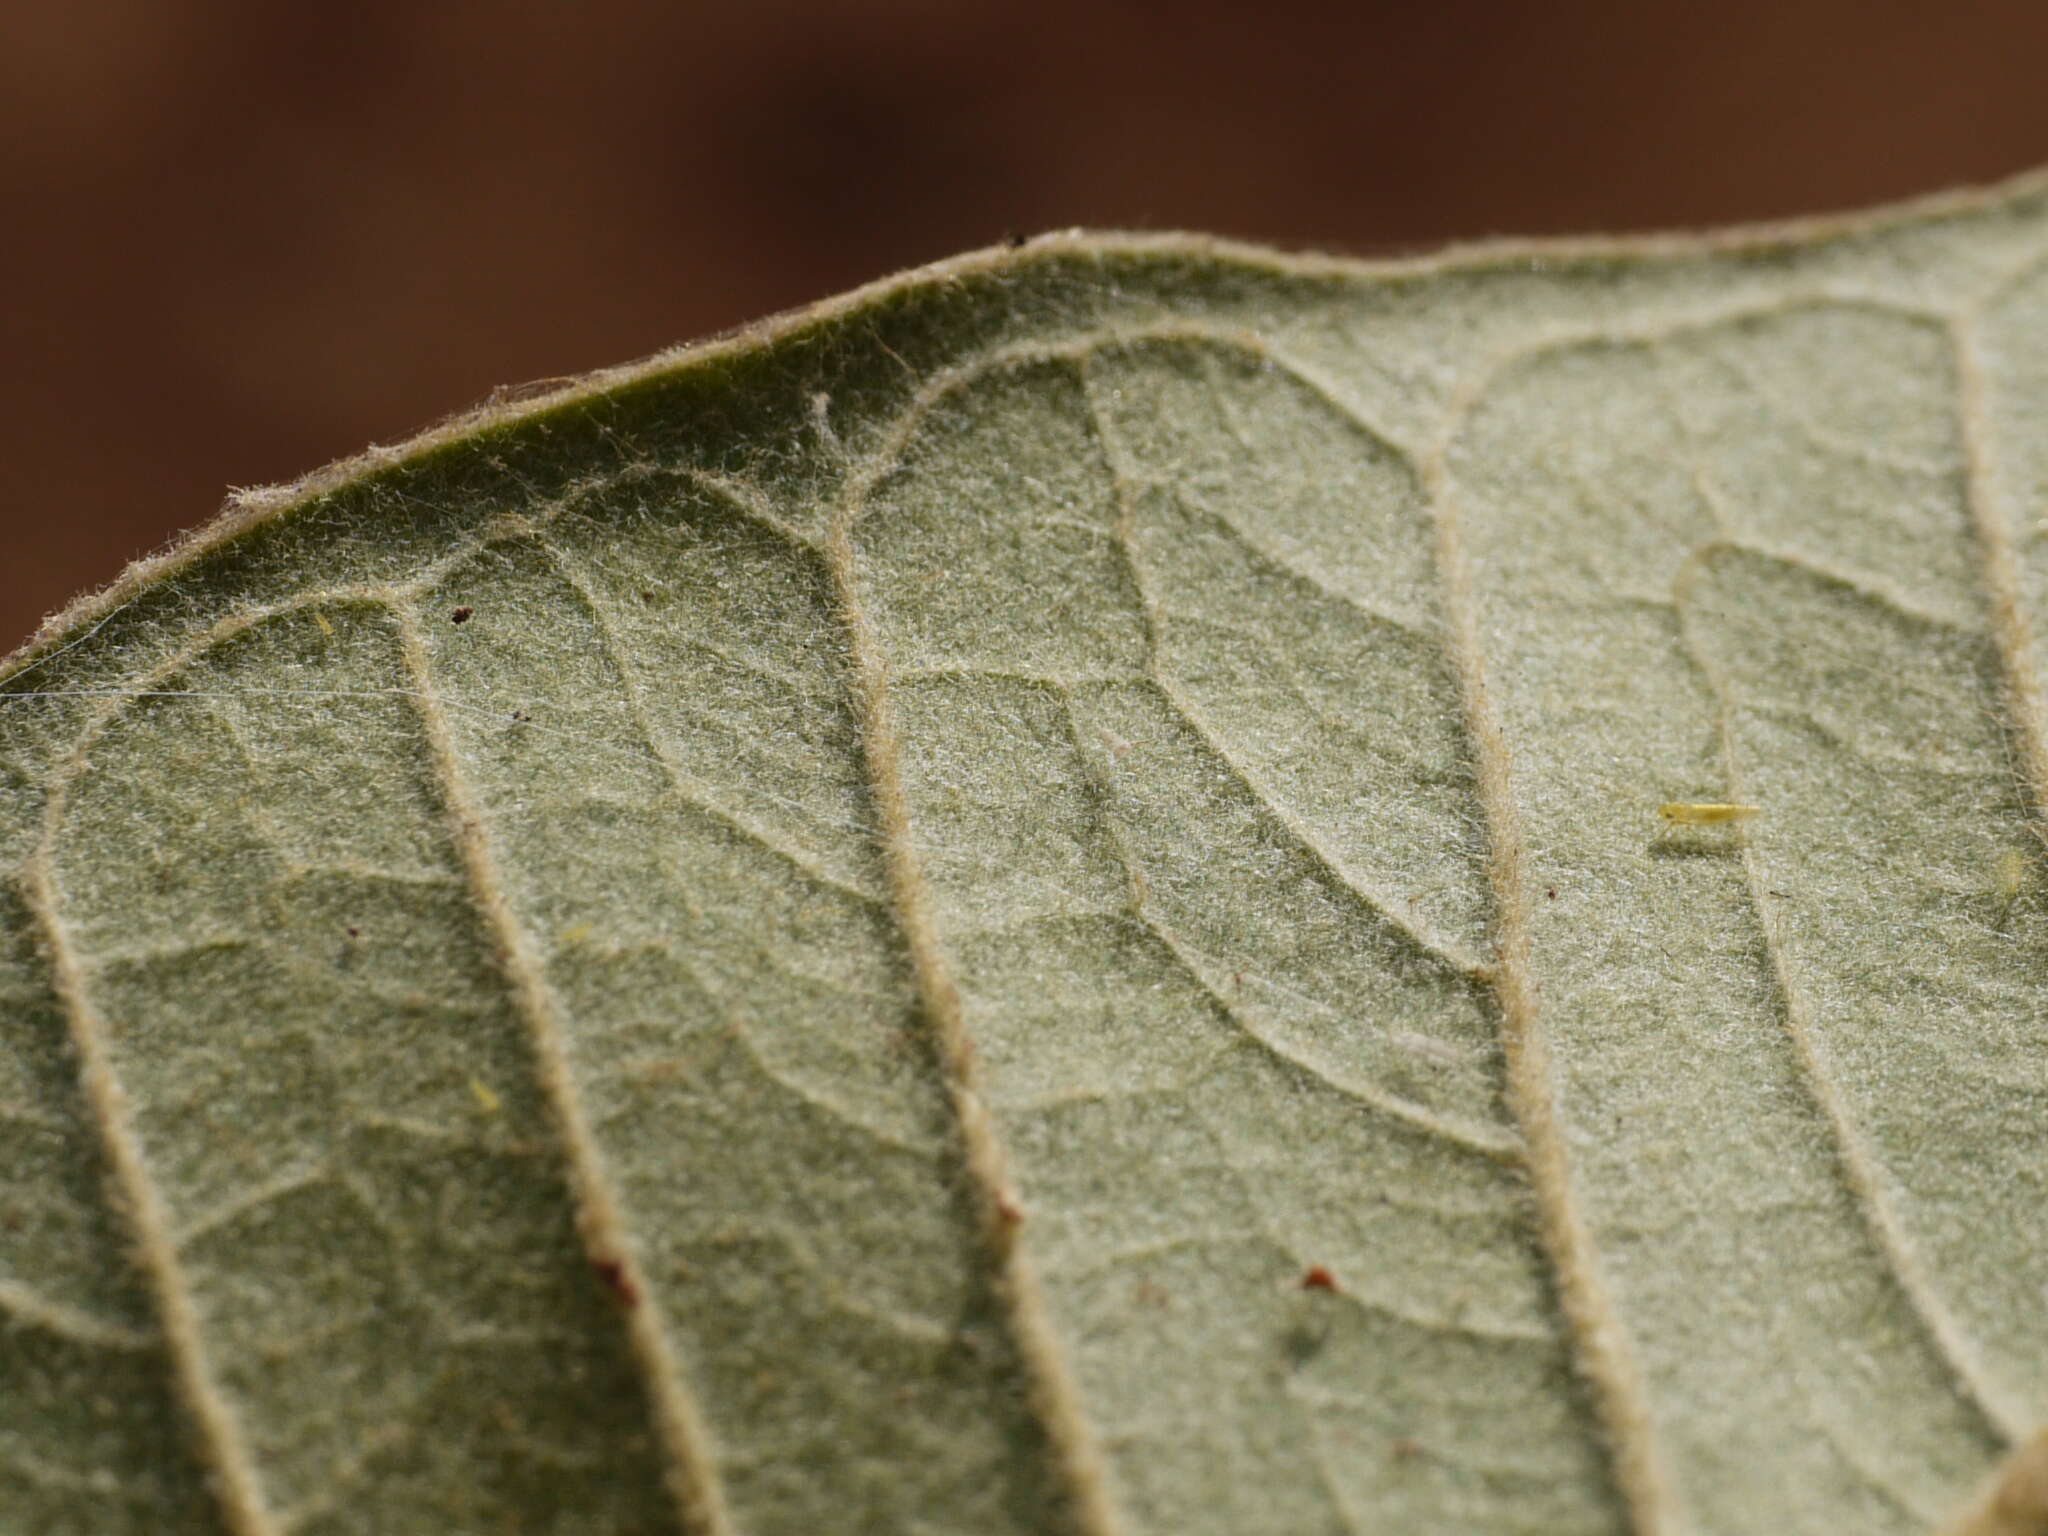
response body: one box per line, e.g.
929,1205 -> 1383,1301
5,178 -> 2048,1536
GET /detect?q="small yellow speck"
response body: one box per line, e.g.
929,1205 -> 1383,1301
1995,849 -> 2028,909
313,612 -> 335,638
559,922 -> 596,947
468,1076 -> 501,1115
1659,802 -> 1761,825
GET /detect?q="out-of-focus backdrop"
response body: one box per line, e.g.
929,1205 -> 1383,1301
7,0 -> 2048,651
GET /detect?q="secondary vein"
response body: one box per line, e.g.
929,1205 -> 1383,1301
826,452 -> 1129,1536
389,597 -> 733,1536
26,782 -> 275,1536
1421,396 -> 1682,1536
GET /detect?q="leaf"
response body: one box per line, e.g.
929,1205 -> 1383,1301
3,174 -> 2047,1536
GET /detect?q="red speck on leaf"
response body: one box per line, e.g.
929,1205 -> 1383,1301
594,1259 -> 639,1308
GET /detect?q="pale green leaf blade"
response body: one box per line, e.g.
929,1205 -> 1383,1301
4,175 -> 2047,1536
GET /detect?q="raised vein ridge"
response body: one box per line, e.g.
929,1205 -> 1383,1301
1422,398 -> 1679,1533
1953,314 -> 2048,857
1672,536 -> 2028,1452
1657,308 -> 2031,1454
388,598 -> 730,1536
25,784 -> 278,1536
828,431 -> 1127,1536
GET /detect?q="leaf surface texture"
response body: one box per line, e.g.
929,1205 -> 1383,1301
5,179 -> 2048,1535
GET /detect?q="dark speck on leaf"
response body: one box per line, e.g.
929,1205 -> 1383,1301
1282,1320 -> 1326,1366
1300,1265 -> 1339,1292
594,1258 -> 639,1308
345,926 -> 361,939
1005,230 -> 1028,249
450,606 -> 474,625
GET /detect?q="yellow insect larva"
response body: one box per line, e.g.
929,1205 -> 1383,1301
1658,802 -> 1762,826
1994,849 -> 2028,903
1993,849 -> 2030,928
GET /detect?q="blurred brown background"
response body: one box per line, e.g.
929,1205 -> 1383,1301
6,0 -> 2048,653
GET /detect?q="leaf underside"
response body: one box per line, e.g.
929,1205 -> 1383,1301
4,177 -> 2048,1536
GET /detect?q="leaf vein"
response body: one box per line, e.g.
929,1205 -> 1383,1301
25,810 -> 275,1534
388,597 -> 728,1536
830,447 -> 1131,1536
1426,383 -> 1681,1531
